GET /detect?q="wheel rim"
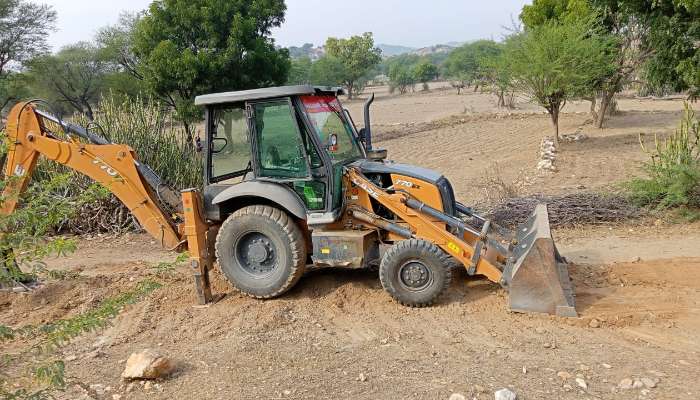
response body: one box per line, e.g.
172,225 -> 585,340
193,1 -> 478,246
398,260 -> 433,292
235,232 -> 278,277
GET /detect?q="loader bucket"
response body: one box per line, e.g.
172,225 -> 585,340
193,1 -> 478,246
503,204 -> 577,317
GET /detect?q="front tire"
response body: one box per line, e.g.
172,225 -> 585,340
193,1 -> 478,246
379,239 -> 452,307
215,205 -> 306,298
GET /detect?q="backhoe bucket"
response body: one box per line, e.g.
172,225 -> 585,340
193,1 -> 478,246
503,204 -> 577,317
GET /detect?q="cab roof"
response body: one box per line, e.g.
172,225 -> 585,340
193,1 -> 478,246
194,85 -> 345,106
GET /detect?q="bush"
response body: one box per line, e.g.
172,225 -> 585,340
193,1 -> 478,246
627,103 -> 700,208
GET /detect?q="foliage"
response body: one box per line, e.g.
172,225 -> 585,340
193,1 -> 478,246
0,166 -> 105,283
132,0 -> 290,134
627,103 -> 700,208
592,0 -> 700,99
520,0 -> 592,29
501,18 -> 616,142
443,40 -> 502,90
388,65 -> 415,94
324,32 -> 382,98
0,0 -> 56,114
0,0 -> 56,73
412,61 -> 438,87
27,42 -> 109,120
308,56 -> 348,87
287,56 -> 313,85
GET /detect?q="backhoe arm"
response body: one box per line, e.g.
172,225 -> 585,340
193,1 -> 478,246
1,102 -> 213,304
1,102 -> 183,248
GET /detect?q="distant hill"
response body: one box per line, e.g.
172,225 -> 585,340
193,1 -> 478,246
411,44 -> 456,56
377,43 -> 417,57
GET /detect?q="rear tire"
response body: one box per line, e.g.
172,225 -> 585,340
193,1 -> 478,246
379,239 -> 452,307
215,205 -> 306,298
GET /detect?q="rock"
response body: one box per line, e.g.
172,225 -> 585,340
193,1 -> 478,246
89,384 -> 106,395
618,378 -> 633,390
144,381 -> 152,391
557,371 -> 572,380
125,383 -> 136,392
601,363 -> 612,369
575,378 -> 588,390
121,349 -> 175,380
641,377 -> 657,388
358,373 -> 367,382
64,354 -> 77,362
112,395 -> 122,400
641,389 -> 650,396
494,388 -> 517,400
563,384 -> 573,391
448,394 -> 466,400
632,379 -> 644,389
588,319 -> 600,328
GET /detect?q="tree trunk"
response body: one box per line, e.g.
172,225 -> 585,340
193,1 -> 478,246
588,97 -> 598,122
595,90 -> 613,128
84,102 -> 95,121
550,107 -> 560,146
347,82 -> 354,99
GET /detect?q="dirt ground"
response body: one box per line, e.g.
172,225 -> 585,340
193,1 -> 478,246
2,85 -> 699,400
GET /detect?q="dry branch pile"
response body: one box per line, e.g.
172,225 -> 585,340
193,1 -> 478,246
482,192 -> 644,228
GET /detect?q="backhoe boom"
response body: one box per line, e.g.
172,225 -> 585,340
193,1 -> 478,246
1,102 -> 213,304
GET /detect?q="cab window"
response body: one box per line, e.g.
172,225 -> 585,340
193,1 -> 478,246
210,105 -> 250,182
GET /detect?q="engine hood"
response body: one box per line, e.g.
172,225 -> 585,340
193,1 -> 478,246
354,160 -> 445,185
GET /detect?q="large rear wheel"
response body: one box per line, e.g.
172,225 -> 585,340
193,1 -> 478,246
379,239 -> 452,307
215,205 -> 306,298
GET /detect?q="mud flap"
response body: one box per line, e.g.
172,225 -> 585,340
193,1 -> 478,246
502,204 -> 577,317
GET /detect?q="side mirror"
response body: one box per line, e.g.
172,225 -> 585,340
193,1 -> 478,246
327,133 -> 338,152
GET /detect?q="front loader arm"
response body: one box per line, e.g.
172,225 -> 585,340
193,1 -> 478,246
1,102 -> 214,304
345,167 -> 504,283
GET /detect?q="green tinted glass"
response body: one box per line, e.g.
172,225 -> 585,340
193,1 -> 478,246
254,100 -> 310,179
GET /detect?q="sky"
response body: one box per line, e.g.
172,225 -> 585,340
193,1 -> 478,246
42,0 -> 530,51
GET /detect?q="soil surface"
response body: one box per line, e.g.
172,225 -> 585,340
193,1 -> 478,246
2,85 -> 699,400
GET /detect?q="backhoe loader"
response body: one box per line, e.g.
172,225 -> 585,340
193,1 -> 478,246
1,85 -> 577,316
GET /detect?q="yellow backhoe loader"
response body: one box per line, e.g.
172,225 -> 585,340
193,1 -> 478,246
1,86 -> 577,316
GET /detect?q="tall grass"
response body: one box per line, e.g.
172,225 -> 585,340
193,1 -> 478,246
627,103 -> 700,209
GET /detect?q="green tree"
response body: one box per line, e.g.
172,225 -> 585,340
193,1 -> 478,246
388,64 -> 415,94
412,61 -> 438,90
287,56 -> 313,85
132,0 -> 290,136
592,0 -> 700,100
520,0 -> 591,28
309,56 -> 347,87
444,40 -> 502,92
324,32 -> 382,99
503,19 -> 616,144
27,43 -> 109,120
0,0 -> 56,112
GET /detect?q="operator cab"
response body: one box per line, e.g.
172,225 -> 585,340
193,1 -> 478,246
195,85 -> 367,225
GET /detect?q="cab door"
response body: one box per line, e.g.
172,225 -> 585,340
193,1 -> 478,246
247,98 -> 329,212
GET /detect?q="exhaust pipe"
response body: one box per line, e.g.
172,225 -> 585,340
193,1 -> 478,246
362,93 -> 375,150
